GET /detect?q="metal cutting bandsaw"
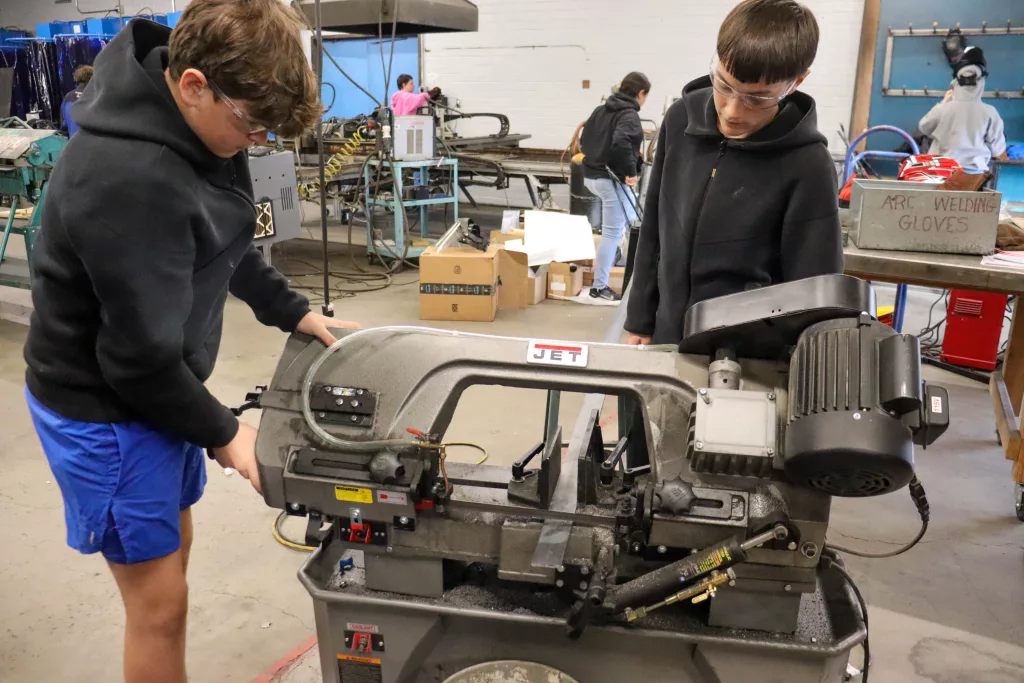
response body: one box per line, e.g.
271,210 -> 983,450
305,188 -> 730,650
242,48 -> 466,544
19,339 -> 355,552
251,274 -> 950,683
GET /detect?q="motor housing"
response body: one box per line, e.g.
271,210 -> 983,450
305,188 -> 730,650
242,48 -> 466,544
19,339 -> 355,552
783,315 -> 922,497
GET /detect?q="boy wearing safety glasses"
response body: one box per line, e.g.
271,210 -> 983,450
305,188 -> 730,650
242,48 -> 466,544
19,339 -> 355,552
22,2 -> 355,681
625,0 -> 843,346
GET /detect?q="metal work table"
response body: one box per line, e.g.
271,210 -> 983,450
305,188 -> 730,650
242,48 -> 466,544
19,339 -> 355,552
842,244 -> 1024,494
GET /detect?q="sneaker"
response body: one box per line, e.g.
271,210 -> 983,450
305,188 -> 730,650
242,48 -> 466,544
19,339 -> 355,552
589,287 -> 621,302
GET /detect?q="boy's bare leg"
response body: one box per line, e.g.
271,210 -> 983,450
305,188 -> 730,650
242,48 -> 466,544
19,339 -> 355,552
180,508 -> 194,572
108,546 -> 189,683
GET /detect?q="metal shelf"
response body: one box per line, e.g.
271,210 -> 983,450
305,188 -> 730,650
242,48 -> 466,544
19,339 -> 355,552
364,157 -> 459,260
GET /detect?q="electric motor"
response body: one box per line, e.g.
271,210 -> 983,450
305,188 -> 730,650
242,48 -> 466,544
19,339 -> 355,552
783,316 -> 924,497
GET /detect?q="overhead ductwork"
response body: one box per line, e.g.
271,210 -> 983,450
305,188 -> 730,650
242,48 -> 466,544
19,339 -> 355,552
295,0 -> 479,36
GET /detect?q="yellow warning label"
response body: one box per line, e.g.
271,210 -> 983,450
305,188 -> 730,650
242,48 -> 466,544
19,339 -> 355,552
337,654 -> 382,665
335,486 -> 373,504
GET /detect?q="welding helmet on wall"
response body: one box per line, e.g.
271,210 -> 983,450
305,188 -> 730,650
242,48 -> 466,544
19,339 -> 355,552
952,46 -> 988,85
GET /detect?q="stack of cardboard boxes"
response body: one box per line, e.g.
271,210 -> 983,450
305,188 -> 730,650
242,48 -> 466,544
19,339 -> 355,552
419,211 -> 626,322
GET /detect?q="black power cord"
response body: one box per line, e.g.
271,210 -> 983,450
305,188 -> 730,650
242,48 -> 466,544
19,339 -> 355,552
827,476 -> 930,559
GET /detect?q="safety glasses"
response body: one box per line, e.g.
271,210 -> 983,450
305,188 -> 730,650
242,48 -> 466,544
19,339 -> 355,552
709,58 -> 796,110
207,80 -> 269,135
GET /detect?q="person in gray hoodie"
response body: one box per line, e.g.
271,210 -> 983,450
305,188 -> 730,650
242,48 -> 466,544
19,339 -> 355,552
919,47 -> 1008,172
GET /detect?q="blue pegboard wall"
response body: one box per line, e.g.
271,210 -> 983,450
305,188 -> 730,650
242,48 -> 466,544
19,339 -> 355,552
867,0 -> 1024,154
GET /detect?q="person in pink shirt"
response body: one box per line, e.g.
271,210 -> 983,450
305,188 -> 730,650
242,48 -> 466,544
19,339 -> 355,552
390,74 -> 439,115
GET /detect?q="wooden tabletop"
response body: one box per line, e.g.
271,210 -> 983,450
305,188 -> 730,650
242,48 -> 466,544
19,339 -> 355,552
844,244 -> 1024,295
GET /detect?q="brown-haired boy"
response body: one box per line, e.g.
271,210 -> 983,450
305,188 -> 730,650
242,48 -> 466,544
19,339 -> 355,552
23,2 -> 354,680
625,0 -> 843,346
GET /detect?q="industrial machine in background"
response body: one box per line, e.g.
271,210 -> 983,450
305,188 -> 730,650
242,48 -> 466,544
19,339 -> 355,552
245,274 -> 949,683
247,150 -> 303,264
939,290 -> 1009,371
0,118 -> 66,290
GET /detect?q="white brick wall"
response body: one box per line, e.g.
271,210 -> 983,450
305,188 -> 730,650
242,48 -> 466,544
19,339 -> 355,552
424,0 -> 866,153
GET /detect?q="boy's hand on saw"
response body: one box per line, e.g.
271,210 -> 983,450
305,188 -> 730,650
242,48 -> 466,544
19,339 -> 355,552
297,312 -> 360,347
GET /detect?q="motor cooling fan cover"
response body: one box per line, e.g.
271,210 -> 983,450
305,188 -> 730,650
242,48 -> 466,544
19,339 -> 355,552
784,410 -> 915,497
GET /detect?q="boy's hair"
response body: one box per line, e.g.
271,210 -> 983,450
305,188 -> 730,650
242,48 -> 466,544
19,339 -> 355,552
169,0 -> 319,137
619,72 -> 651,98
74,65 -> 94,87
717,0 -> 819,84
397,74 -> 414,90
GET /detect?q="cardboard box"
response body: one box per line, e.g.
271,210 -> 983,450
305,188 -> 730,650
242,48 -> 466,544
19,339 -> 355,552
609,266 -> 625,295
528,264 -> 549,305
548,262 -> 584,299
490,229 -> 526,247
496,248 -> 530,309
419,245 -> 499,322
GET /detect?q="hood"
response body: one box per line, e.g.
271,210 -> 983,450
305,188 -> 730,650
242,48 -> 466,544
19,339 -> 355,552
952,68 -> 985,103
680,75 -> 828,151
73,19 -> 223,170
604,91 -> 640,114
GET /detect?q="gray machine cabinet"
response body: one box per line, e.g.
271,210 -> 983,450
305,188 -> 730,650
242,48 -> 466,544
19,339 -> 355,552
247,151 -> 303,252
302,546 -> 863,683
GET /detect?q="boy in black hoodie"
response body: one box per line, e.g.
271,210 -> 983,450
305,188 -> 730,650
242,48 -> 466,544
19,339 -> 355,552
22,2 -> 355,681
625,0 -> 843,346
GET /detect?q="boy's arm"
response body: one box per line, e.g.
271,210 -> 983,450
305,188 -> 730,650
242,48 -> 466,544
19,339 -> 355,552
610,112 -> 643,178
624,123 -> 666,337
229,245 -> 310,332
985,111 -> 1007,159
780,147 -> 844,281
71,169 -> 239,449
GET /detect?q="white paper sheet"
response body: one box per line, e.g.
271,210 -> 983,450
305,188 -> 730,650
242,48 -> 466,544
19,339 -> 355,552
524,211 -> 597,264
981,250 -> 1024,270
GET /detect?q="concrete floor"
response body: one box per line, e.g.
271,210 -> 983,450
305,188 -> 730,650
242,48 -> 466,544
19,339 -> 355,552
1,260 -> 1023,683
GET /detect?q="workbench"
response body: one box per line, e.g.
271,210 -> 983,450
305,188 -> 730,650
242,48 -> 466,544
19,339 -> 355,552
843,244 -> 1024,509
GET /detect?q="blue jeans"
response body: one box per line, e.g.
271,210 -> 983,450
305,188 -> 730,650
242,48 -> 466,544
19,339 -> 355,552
584,176 -> 637,290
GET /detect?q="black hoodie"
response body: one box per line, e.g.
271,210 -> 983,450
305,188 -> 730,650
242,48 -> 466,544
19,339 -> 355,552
24,20 -> 310,449
625,77 -> 843,344
580,91 -> 644,180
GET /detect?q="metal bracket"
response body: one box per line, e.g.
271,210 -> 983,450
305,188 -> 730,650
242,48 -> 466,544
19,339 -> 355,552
305,510 -> 325,547
531,519 -> 573,569
508,427 -> 563,508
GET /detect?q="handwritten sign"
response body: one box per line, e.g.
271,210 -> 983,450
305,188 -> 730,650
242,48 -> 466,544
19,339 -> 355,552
852,181 -> 1001,255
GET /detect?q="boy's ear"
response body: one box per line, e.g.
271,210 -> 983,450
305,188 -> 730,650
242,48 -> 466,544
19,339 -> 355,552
178,69 -> 207,106
793,70 -> 811,91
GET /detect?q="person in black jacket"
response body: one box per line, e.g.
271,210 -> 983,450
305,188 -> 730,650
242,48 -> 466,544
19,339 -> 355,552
22,2 -> 354,681
580,72 -> 650,302
59,64 -> 92,136
625,0 -> 842,345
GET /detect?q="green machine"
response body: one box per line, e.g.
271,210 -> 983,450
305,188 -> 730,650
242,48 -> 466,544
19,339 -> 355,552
0,118 -> 67,290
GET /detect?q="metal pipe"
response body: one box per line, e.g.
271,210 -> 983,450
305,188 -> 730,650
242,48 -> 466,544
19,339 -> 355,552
0,196 -> 20,267
888,26 -> 1023,37
885,89 -> 1023,99
843,125 -> 918,185
74,0 -> 122,17
844,150 -> 911,186
314,0 -> 332,317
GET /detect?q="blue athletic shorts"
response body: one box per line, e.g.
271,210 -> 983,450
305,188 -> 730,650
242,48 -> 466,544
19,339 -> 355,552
26,388 -> 207,565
